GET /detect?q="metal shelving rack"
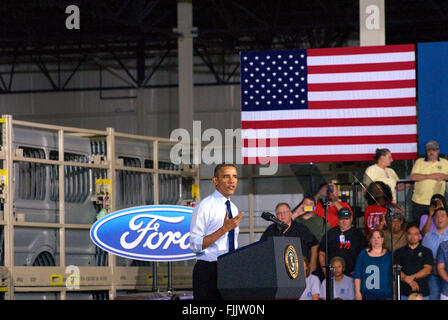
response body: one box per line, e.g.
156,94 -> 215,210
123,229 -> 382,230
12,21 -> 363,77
0,115 -> 199,300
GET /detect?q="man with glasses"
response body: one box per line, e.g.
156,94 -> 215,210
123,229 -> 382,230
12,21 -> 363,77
394,223 -> 433,300
260,202 -> 319,273
410,140 -> 448,224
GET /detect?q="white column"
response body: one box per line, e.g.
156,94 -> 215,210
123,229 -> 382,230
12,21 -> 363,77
176,0 -> 196,135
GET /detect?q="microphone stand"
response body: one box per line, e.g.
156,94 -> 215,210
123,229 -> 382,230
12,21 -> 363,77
323,195 -> 334,300
387,208 -> 400,300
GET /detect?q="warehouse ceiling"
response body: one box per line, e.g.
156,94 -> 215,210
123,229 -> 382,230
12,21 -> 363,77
0,0 -> 446,93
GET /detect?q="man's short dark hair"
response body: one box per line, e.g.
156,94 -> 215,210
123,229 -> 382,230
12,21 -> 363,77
213,164 -> 237,177
405,222 -> 420,233
434,208 -> 448,217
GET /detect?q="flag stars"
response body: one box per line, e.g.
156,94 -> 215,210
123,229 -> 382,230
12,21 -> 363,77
241,51 -> 308,110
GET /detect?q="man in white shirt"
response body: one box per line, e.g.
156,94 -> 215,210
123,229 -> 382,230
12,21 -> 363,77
190,164 -> 244,299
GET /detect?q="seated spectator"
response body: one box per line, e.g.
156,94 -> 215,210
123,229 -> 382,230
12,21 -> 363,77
394,223 -> 433,300
299,256 -> 321,300
420,194 -> 447,236
260,202 -> 319,273
437,239 -> 448,300
320,256 -> 355,300
313,182 -> 353,228
408,292 -> 424,300
363,181 -> 393,235
383,207 -> 407,251
319,207 -> 366,278
293,195 -> 330,243
422,208 -> 448,300
354,228 -> 393,300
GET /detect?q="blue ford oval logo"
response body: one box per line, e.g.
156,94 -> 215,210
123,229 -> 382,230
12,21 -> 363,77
90,205 -> 195,262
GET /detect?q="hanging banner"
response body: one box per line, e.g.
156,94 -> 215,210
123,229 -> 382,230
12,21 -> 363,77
417,41 -> 448,155
90,205 -> 195,262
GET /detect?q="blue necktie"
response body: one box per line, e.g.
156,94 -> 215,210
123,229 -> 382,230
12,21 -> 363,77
225,200 -> 235,251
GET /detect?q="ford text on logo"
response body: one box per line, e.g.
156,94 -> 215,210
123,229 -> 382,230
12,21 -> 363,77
90,205 -> 195,262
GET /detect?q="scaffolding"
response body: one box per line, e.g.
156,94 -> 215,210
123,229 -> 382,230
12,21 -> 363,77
0,115 -> 199,300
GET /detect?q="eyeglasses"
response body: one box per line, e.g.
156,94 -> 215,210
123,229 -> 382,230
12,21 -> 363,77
276,210 -> 291,215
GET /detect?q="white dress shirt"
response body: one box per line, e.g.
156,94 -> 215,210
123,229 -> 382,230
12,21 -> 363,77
190,189 -> 240,261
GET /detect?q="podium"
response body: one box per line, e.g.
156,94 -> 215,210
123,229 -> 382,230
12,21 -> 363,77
217,236 -> 306,299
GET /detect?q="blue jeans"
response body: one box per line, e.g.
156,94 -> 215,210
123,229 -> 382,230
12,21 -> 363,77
428,274 -> 441,300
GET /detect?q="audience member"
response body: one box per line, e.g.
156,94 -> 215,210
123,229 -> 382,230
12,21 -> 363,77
364,148 -> 404,203
422,208 -> 448,300
437,240 -> 448,300
353,228 -> 393,300
319,207 -> 366,278
410,140 -> 448,223
260,202 -> 319,273
314,182 -> 353,228
383,208 -> 407,251
393,223 -> 433,300
293,195 -> 330,243
299,256 -> 321,300
363,181 -> 392,235
408,292 -> 424,300
320,256 -> 355,300
420,194 -> 447,236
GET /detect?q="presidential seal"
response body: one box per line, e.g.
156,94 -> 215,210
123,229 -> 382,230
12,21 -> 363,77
284,245 -> 299,279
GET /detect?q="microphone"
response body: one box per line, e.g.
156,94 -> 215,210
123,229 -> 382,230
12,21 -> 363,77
261,211 -> 289,230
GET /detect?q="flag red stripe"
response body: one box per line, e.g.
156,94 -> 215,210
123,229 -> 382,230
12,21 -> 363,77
307,44 -> 415,56
243,152 -> 418,164
308,61 -> 415,74
241,116 -> 416,130
242,134 -> 417,147
308,80 -> 415,92
308,97 -> 416,109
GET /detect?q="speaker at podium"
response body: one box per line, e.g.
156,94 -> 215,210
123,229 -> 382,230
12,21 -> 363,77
217,236 -> 306,299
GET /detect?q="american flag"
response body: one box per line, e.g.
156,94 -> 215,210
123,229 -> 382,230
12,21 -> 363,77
240,44 -> 417,164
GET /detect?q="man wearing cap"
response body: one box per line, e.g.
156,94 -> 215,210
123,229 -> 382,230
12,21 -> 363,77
410,140 -> 448,224
319,207 -> 366,278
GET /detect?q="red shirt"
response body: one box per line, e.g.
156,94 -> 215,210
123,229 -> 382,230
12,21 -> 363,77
314,201 -> 353,228
363,204 -> 387,235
